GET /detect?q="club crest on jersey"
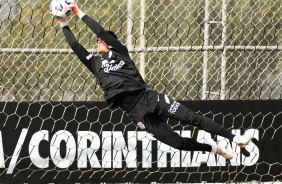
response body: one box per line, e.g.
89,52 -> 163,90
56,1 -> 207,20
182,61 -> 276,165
101,59 -> 125,73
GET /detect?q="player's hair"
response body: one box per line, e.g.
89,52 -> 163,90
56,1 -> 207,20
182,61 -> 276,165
106,30 -> 117,39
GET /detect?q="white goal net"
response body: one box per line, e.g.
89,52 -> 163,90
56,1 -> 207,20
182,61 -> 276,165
0,0 -> 281,183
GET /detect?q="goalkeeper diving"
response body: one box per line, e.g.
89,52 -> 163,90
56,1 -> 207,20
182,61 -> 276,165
54,0 -> 252,160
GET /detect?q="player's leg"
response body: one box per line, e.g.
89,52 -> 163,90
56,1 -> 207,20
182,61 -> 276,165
127,94 -> 208,151
152,92 -> 251,147
126,90 -> 233,159
143,113 -> 209,151
142,113 -> 233,159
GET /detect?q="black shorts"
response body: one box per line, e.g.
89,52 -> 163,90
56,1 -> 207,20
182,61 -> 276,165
127,89 -> 205,127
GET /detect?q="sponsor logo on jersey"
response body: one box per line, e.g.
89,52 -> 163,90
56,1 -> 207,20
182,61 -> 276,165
101,59 -> 125,73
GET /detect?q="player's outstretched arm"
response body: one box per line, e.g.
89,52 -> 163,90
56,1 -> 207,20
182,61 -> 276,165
68,0 -> 129,57
57,19 -> 78,49
55,18 -> 93,72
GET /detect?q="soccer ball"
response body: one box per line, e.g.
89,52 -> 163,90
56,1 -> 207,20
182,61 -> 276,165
50,0 -> 72,19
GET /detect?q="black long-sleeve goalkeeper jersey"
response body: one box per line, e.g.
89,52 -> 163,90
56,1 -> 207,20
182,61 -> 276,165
62,15 -> 147,111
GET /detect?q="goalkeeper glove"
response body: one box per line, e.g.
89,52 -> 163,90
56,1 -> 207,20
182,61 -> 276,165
66,0 -> 85,18
50,12 -> 68,27
57,18 -> 68,27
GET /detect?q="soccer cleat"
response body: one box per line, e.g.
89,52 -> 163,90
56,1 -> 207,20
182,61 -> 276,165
205,139 -> 233,160
234,134 -> 252,147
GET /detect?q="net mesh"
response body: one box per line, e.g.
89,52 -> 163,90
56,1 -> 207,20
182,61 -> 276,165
0,0 -> 281,183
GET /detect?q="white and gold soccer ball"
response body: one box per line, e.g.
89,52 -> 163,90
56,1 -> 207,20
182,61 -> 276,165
50,0 -> 72,19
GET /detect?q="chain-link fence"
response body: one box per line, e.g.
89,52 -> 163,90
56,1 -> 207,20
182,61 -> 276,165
0,1 -> 281,183
0,0 -> 281,101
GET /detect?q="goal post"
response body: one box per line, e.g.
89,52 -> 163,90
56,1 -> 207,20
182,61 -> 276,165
0,0 -> 281,183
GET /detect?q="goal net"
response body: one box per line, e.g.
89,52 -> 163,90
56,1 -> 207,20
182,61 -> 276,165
0,0 -> 281,183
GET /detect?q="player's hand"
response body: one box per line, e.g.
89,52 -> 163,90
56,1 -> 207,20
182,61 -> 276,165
66,0 -> 81,16
57,18 -> 67,23
57,18 -> 68,27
